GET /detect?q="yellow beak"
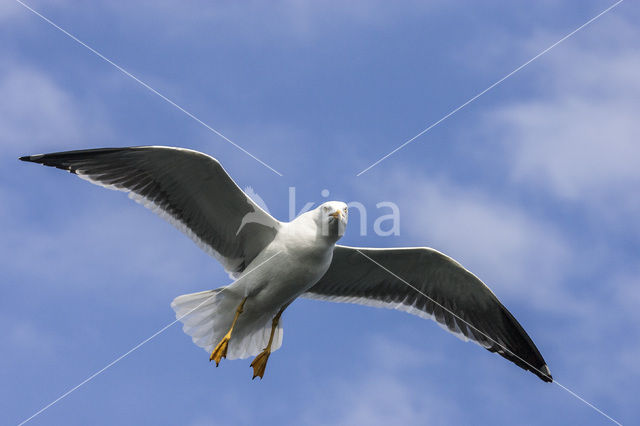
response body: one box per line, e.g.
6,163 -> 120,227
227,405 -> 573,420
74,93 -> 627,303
329,210 -> 342,219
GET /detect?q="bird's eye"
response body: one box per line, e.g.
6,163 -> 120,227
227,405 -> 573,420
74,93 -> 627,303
343,207 -> 348,212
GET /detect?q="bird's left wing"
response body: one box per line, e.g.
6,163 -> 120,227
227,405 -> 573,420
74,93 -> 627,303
20,146 -> 279,277
303,245 -> 552,382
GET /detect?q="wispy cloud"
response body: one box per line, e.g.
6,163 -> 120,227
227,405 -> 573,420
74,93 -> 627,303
0,1 -> 21,22
93,0 -> 446,43
300,334 -> 458,426
0,62 -> 110,156
485,17 -> 640,230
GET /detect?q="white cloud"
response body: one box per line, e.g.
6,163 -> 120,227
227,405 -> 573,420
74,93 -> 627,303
0,66 -> 79,146
0,63 -> 111,156
0,178 -> 221,313
93,0 -> 446,44
4,316 -> 59,357
486,17 -> 640,226
300,335 -> 458,426
0,1 -> 21,22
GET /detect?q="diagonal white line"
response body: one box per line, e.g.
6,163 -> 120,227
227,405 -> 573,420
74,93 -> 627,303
14,0 -> 283,177
356,0 -> 625,176
355,249 -> 622,426
17,251 -> 283,426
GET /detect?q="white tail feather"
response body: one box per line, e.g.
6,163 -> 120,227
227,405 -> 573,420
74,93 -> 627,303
171,289 -> 284,360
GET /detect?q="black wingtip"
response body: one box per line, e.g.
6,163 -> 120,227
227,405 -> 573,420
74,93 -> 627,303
539,364 -> 553,383
530,363 -> 552,382
19,154 -> 44,163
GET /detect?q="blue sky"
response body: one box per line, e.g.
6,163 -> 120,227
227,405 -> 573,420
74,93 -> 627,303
2,1 -> 639,424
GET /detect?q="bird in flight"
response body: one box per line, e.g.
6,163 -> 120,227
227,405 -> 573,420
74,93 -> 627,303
21,146 -> 552,382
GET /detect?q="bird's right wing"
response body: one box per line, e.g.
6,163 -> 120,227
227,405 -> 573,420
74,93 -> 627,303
20,146 -> 280,277
303,245 -> 552,382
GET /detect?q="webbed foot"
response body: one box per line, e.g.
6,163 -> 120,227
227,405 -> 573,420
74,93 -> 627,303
250,349 -> 271,379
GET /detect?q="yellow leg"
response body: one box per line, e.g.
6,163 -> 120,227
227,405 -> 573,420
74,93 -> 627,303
250,306 -> 287,380
210,297 -> 247,366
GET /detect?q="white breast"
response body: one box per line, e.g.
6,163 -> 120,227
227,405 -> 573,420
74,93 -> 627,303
250,218 -> 334,303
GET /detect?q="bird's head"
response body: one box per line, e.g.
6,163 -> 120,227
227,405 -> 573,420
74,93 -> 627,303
315,201 -> 348,241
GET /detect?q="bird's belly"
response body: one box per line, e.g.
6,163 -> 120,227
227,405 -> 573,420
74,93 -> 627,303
235,245 -> 332,314
262,255 -> 328,304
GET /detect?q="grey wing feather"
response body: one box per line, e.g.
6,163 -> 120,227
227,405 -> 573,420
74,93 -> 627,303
303,245 -> 552,382
20,146 -> 279,276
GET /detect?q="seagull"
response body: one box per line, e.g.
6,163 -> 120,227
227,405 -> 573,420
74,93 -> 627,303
20,146 -> 552,382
